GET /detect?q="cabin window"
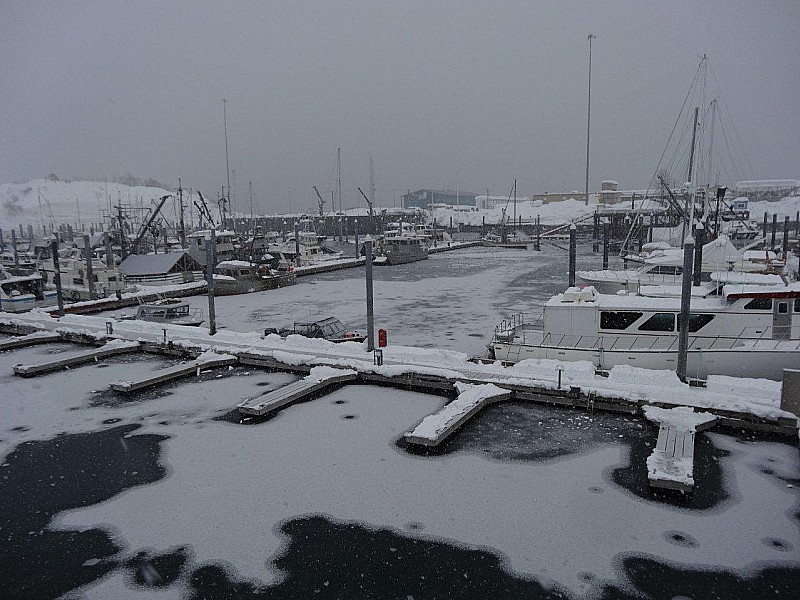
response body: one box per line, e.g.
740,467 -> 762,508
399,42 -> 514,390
778,302 -> 789,314
677,314 -> 716,332
600,311 -> 643,330
638,312 -> 675,332
795,298 -> 800,313
744,298 -> 772,310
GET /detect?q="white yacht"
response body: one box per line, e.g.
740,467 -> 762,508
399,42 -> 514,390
577,235 -> 785,294
489,283 -> 800,381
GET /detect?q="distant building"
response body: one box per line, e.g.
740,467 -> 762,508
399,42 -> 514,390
402,189 -> 478,209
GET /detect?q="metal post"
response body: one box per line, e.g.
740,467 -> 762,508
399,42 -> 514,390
11,229 -> 19,267
676,235 -> 695,382
365,240 -> 375,352
51,239 -> 64,316
783,216 -> 790,258
568,223 -> 577,287
602,219 -> 609,269
762,212 -> 768,244
584,33 -> 595,206
354,219 -> 359,258
535,215 -> 541,251
592,212 -> 599,252
0,228 -> 3,252
294,221 -> 300,266
105,233 -> 114,268
206,229 -> 217,335
771,213 -> 777,247
83,234 -> 96,300
693,222 -> 704,286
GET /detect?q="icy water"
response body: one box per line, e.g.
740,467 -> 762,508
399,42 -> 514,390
1,244 -> 799,599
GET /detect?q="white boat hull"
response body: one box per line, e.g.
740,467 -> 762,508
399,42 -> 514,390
491,339 -> 800,381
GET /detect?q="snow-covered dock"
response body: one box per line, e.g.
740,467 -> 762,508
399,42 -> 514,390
110,350 -> 237,393
643,406 -> 720,493
237,366 -> 358,416
0,312 -> 797,437
0,330 -> 61,351
12,339 -> 141,377
43,281 -> 207,316
404,382 -> 511,446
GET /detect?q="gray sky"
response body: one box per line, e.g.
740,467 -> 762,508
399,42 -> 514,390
2,1 -> 798,213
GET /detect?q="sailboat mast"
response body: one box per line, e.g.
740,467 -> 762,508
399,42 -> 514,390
513,179 -> 517,225
337,147 -> 343,213
682,106 -> 700,243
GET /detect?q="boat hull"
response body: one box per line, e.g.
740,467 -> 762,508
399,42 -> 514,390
213,273 -> 296,296
490,340 -> 800,381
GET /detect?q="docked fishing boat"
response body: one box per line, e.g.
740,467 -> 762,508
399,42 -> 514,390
122,298 -> 204,327
212,259 -> 296,296
489,283 -> 800,380
39,247 -> 128,301
378,224 -> 429,265
0,269 -> 58,313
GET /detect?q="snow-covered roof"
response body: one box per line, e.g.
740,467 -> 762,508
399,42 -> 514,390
119,251 -> 192,276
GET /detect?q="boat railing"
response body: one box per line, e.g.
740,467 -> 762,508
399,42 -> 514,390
525,327 -> 800,352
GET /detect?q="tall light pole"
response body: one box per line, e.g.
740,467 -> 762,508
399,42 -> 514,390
584,34 -> 596,206
222,99 -> 231,216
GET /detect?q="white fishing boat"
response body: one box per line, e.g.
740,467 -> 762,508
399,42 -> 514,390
39,247 -> 128,301
489,284 -> 800,381
212,259 -> 296,296
0,268 -> 58,313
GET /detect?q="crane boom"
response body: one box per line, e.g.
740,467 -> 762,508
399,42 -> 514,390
357,187 -> 373,216
130,195 -> 172,252
194,191 -> 217,227
312,186 -> 325,217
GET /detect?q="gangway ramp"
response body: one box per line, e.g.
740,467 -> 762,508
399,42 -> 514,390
643,406 -> 719,493
405,382 -> 511,447
13,340 -> 141,377
110,351 -> 237,393
0,331 -> 61,351
237,366 -> 358,416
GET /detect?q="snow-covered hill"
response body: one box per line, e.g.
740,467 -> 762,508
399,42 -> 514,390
0,179 -> 175,232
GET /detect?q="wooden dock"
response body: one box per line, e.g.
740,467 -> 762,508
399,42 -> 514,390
12,340 -> 141,377
643,406 -> 719,493
237,367 -> 358,416
404,383 -> 511,446
110,352 -> 237,392
0,331 -> 62,351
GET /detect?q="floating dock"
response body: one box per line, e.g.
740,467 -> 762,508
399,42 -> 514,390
237,367 -> 358,416
12,339 -> 141,377
110,351 -> 237,392
0,331 -> 62,351
404,383 -> 511,446
643,406 -> 719,493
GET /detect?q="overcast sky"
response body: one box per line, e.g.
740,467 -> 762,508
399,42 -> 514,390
2,1 -> 798,213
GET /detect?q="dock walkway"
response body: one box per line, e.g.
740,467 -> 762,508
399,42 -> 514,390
643,406 -> 719,492
13,339 -> 141,377
0,331 -> 62,351
237,366 -> 358,416
404,383 -> 511,446
111,351 -> 237,392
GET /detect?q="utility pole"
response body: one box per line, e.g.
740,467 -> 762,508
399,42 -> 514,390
206,229 -> 217,336
178,178 -> 186,249
222,99 -> 232,218
337,147 -> 343,213
584,34 -> 596,206
365,239 -> 375,352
